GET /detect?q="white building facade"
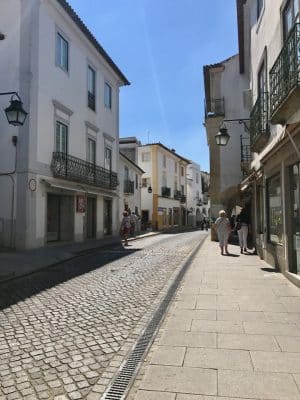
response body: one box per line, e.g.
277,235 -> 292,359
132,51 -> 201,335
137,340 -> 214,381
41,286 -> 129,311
203,55 -> 250,219
118,152 -> 143,221
237,0 -> 300,286
186,162 -> 205,226
0,0 -> 129,249
137,143 -> 190,230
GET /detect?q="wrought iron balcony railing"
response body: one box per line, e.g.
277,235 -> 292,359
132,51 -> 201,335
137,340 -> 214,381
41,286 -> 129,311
174,190 -> 182,200
270,23 -> 300,121
161,186 -> 171,197
250,92 -> 269,152
205,98 -> 225,118
240,138 -> 252,178
124,179 -> 134,194
202,195 -> 208,205
51,152 -> 118,189
180,195 -> 186,203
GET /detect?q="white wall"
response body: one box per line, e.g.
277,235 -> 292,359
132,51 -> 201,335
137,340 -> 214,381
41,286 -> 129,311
0,0 -> 125,248
118,155 -> 142,221
219,55 -> 249,192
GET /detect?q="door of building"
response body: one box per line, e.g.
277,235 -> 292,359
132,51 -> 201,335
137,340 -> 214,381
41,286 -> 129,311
86,197 -> 96,239
290,163 -> 300,274
47,194 -> 74,242
103,199 -> 112,235
47,194 -> 61,242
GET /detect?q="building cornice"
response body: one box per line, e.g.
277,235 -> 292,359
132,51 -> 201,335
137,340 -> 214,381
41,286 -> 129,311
55,0 -> 130,86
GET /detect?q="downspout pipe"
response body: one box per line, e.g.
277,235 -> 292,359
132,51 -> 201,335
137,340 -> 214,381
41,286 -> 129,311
0,136 -> 18,248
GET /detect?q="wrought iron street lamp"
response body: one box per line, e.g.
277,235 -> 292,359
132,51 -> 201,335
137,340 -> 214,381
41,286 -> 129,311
215,127 -> 230,146
147,185 -> 152,193
0,91 -> 28,248
215,119 -> 250,146
1,92 -> 28,126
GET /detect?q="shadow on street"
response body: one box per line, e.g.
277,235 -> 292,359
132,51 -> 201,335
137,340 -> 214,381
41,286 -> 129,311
0,244 -> 140,311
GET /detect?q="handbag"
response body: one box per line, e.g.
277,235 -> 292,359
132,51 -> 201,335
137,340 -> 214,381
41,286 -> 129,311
236,222 -> 241,231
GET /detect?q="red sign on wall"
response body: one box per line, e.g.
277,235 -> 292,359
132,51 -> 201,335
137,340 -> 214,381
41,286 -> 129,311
76,195 -> 86,213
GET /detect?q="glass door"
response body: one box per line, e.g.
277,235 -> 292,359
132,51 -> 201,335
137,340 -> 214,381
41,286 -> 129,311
290,163 -> 300,274
103,199 -> 112,235
47,194 -> 61,242
86,197 -> 96,239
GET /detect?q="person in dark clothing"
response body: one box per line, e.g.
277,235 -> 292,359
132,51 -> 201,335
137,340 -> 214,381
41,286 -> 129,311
236,208 -> 249,253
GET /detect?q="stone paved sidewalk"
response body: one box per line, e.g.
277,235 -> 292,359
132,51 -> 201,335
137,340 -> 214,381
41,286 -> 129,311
128,237 -> 300,400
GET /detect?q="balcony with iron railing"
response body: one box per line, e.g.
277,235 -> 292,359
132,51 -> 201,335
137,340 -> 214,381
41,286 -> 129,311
240,140 -> 252,179
270,23 -> 300,124
124,179 -> 134,194
250,92 -> 269,153
51,152 -> 118,189
180,195 -> 186,203
174,190 -> 182,200
204,98 -> 225,118
196,199 -> 202,206
202,194 -> 209,205
161,186 -> 171,197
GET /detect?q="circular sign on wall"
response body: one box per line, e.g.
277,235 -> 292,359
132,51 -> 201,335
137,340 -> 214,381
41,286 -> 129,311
28,178 -> 37,192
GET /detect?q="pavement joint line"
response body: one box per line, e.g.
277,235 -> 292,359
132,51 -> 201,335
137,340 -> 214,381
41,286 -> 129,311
101,234 -> 207,400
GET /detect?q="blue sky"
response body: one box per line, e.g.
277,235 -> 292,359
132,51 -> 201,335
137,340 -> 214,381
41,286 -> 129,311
68,0 -> 238,171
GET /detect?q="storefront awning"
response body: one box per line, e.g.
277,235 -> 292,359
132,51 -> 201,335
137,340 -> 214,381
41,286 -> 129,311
41,179 -> 119,198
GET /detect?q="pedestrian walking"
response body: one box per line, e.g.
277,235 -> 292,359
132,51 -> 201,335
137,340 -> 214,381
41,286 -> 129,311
235,207 -> 249,253
129,211 -> 138,237
120,211 -> 131,246
215,210 -> 231,255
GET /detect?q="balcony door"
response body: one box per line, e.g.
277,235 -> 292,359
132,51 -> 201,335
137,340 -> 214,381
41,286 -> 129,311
47,194 -> 74,242
56,121 -> 68,154
283,0 -> 299,40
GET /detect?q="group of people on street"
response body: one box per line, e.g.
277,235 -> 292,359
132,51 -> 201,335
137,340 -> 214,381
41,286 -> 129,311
215,208 -> 249,255
201,218 -> 209,231
119,210 -> 139,246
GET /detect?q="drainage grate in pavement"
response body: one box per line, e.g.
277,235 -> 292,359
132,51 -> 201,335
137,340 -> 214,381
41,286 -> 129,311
102,239 -> 203,400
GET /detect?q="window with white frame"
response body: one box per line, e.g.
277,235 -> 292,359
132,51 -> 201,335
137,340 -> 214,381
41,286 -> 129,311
162,173 -> 167,187
87,138 -> 96,164
104,82 -> 112,109
56,32 -> 69,72
142,152 -> 151,162
181,166 -> 184,177
55,121 -> 68,153
163,155 -> 166,168
142,177 -> 150,187
267,174 -> 283,244
283,0 -> 299,39
257,0 -> 263,20
87,66 -> 96,111
104,146 -> 112,171
135,174 -> 138,189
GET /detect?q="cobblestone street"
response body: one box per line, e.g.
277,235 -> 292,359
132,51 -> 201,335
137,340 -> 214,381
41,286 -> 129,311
0,231 -> 207,400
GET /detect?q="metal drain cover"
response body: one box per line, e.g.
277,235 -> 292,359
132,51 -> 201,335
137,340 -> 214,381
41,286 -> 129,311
102,239 -> 204,400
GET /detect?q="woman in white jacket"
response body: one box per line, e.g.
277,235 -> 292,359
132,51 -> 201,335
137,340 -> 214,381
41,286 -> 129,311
215,210 -> 231,255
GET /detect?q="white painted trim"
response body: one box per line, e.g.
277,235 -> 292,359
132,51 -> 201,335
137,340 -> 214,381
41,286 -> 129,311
52,99 -> 73,116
